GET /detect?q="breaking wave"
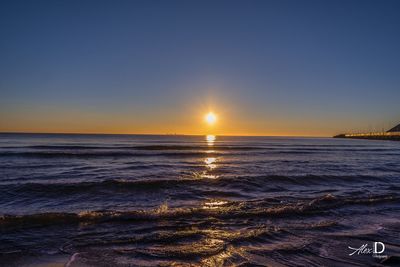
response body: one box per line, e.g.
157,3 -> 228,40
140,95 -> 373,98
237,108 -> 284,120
1,193 -> 397,227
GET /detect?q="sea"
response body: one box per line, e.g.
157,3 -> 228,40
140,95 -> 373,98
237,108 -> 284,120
0,133 -> 399,266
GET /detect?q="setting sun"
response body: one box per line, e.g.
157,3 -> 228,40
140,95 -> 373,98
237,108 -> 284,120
205,112 -> 217,125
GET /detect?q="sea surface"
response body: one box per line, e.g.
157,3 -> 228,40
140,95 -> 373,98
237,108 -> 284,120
0,133 -> 399,266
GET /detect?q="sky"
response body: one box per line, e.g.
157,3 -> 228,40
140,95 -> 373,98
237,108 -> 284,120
0,0 -> 399,136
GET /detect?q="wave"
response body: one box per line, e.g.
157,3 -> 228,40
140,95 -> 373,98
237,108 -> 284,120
3,149 -> 395,159
0,174 -> 390,195
2,144 -> 398,159
5,144 -> 397,152
1,179 -> 195,194
0,151 -> 225,158
4,145 -> 265,151
131,145 -> 264,151
1,193 -> 397,227
0,174 -> 392,197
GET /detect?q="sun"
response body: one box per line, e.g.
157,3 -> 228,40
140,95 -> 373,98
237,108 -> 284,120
205,112 -> 217,125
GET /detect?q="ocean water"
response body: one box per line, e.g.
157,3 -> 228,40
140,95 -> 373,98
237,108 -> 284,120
0,133 -> 399,266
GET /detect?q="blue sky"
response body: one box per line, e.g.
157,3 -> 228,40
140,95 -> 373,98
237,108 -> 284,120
1,0 -> 399,135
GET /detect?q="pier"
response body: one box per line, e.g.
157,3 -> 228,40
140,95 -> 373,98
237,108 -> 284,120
334,123 -> 400,141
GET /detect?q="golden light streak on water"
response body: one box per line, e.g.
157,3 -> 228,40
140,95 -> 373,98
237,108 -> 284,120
205,157 -> 217,170
206,134 -> 216,146
203,200 -> 228,209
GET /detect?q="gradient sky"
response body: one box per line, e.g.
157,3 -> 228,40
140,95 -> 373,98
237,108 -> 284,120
1,0 -> 399,136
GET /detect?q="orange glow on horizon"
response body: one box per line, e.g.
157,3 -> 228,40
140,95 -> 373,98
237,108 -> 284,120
0,105 -> 341,137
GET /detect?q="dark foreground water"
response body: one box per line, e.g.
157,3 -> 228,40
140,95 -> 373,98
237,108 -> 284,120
0,133 -> 399,266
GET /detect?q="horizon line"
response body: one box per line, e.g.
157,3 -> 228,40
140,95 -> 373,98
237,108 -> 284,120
0,131 -> 331,138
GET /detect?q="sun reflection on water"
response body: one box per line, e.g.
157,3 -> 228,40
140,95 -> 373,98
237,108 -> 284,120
201,173 -> 219,179
206,134 -> 216,146
203,199 -> 228,209
205,157 -> 217,170
198,135 -> 219,179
